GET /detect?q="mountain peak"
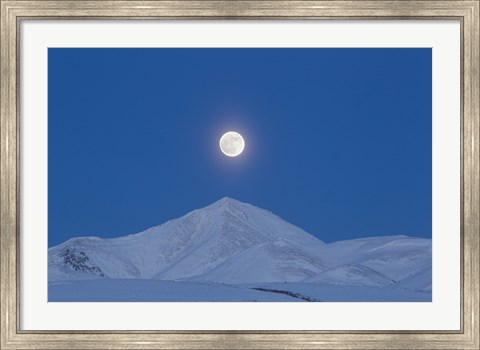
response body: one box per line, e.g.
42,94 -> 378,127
207,196 -> 246,211
215,196 -> 241,205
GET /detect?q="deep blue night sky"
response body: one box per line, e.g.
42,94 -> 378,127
48,48 -> 432,247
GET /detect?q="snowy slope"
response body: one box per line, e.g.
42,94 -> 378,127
395,267 -> 432,292
317,236 -> 432,282
303,264 -> 395,287
192,239 -> 328,284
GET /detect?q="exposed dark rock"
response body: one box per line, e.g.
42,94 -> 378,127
61,248 -> 104,277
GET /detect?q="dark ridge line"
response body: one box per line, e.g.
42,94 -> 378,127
251,287 -> 322,302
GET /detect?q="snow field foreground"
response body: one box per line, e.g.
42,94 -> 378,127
48,279 -> 431,302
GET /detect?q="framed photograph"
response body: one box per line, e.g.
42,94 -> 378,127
1,1 -> 478,349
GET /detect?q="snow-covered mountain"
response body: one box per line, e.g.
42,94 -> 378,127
49,197 -> 431,290
49,197 -> 328,283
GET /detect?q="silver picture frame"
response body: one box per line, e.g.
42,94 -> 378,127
1,1 -> 478,349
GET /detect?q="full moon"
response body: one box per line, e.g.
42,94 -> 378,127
219,131 -> 245,157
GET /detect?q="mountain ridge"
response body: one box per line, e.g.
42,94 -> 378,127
49,197 -> 431,289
